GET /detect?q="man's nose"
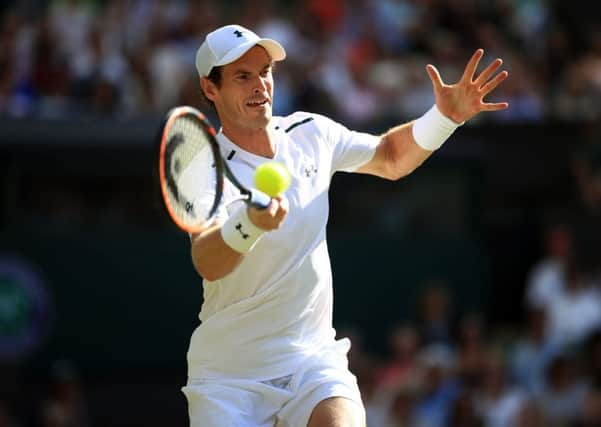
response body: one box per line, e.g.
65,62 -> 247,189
253,76 -> 268,93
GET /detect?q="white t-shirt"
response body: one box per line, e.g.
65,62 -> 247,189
525,258 -> 565,309
186,111 -> 379,381
546,285 -> 601,347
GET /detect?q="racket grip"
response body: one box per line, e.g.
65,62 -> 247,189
247,189 -> 272,210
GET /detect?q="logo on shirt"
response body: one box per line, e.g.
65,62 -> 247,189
304,164 -> 318,178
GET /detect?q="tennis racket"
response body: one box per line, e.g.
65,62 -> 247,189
158,105 -> 271,233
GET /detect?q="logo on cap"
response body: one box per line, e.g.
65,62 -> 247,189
233,30 -> 244,38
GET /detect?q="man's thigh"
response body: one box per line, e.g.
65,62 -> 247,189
183,378 -> 289,427
277,341 -> 365,427
306,397 -> 366,427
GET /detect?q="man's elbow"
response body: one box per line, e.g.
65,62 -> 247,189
388,170 -> 410,181
193,261 -> 225,282
191,249 -> 218,281
379,143 -> 421,181
382,163 -> 415,181
200,271 -> 222,282
191,250 -> 239,282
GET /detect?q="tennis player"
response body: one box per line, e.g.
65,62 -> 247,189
183,24 -> 508,427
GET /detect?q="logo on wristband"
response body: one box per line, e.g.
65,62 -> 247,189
235,223 -> 250,239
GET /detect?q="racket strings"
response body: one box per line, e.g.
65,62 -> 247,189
164,115 -> 216,226
167,116 -> 205,173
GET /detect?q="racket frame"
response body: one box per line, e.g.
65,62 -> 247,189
158,106 -> 271,234
159,106 -> 224,233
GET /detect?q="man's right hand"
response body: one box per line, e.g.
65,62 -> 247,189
247,195 -> 289,231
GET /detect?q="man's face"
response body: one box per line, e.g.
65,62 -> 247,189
209,46 -> 274,132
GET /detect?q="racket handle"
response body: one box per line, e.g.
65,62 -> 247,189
247,189 -> 272,210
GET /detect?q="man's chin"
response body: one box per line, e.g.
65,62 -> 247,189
252,111 -> 272,127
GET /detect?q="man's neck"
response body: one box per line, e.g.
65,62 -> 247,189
222,125 -> 276,159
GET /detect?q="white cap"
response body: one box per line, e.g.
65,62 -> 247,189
195,24 -> 286,77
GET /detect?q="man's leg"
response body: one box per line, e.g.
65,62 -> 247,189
306,397 -> 365,427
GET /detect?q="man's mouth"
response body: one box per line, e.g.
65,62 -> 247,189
246,99 -> 269,107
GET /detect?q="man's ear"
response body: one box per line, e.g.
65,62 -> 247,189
200,77 -> 218,102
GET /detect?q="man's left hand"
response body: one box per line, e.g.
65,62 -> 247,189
426,49 -> 509,124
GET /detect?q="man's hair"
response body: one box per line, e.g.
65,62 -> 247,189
200,66 -> 223,110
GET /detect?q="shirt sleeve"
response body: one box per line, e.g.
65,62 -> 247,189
319,114 -> 380,173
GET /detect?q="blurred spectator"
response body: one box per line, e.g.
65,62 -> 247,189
416,280 -> 455,349
545,255 -> 601,348
552,59 -> 601,122
412,344 -> 460,427
384,386 -> 419,427
30,16 -> 72,118
510,306 -> 561,394
456,313 -> 489,391
536,354 -> 590,427
525,222 -> 573,310
49,0 -> 94,64
38,360 -> 91,427
475,352 -> 527,427
358,364 -> 389,427
376,323 -> 421,394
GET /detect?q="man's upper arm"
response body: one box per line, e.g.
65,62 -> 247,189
322,114 -> 381,174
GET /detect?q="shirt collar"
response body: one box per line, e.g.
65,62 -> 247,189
215,120 -> 282,164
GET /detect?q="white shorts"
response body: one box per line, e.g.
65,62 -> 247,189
182,346 -> 364,427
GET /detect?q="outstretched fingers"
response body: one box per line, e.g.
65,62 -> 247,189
481,102 -> 509,111
475,58 -> 503,88
424,49 -> 509,121
426,64 -> 444,92
480,70 -> 509,96
461,49 -> 484,83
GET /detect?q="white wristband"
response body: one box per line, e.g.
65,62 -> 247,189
220,206 -> 266,254
412,105 -> 464,151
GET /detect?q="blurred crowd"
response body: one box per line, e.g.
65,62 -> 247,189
345,220 -> 601,427
0,0 -> 601,126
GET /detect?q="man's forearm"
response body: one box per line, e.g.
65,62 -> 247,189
191,224 -> 244,282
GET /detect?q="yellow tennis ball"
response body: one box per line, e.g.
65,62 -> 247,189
254,161 -> 291,197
